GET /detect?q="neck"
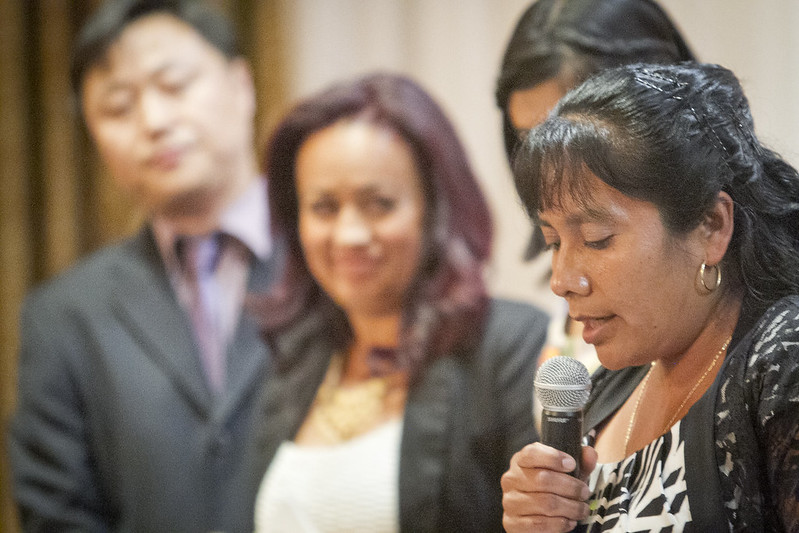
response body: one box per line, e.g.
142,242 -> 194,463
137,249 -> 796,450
655,293 -> 741,382
157,162 -> 257,236
342,313 -> 403,382
598,293 -> 743,461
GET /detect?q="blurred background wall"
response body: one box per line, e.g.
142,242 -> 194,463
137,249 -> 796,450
2,1 -> 797,531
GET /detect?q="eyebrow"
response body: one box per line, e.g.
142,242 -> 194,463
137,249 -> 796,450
97,79 -> 133,95
302,183 -> 394,199
538,204 -> 616,228
97,60 -> 189,92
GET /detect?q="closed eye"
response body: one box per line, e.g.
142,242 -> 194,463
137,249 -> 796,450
160,71 -> 196,94
308,198 -> 338,217
544,240 -> 560,252
100,92 -> 135,117
364,196 -> 396,215
584,236 -> 613,250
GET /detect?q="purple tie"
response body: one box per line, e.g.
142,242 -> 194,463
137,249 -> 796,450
180,234 -> 225,394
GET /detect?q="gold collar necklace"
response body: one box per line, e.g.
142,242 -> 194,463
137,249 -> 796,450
310,354 -> 398,443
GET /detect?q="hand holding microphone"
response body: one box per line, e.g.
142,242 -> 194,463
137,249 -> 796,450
501,356 -> 596,533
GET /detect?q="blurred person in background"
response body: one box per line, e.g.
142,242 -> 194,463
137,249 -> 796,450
495,0 -> 695,376
7,0 -> 275,531
250,72 -> 549,532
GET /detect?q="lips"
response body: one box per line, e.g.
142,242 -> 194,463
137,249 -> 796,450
571,314 -> 615,345
148,146 -> 185,170
333,253 -> 378,279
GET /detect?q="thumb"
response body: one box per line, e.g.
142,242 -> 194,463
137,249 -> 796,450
580,445 -> 598,483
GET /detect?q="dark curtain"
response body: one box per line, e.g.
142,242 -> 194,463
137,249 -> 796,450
0,1 -> 289,531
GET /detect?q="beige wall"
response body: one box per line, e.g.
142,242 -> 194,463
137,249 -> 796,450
277,0 -> 799,315
661,0 -> 799,162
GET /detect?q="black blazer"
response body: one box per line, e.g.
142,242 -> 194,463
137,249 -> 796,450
8,227 -> 276,532
255,298 -> 549,532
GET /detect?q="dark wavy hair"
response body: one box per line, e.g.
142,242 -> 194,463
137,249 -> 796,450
259,72 -> 492,378
70,0 -> 239,102
513,62 -> 799,315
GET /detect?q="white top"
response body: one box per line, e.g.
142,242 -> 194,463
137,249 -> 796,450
580,422 -> 692,531
254,420 -> 403,533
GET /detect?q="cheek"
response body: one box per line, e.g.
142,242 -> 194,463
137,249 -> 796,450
94,126 -> 138,168
395,236 -> 422,274
385,219 -> 425,276
298,218 -> 327,262
592,248 -> 656,314
609,251 -> 689,326
194,78 -> 252,140
298,217 -> 341,294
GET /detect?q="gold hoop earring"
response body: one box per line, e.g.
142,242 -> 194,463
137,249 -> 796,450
699,262 -> 722,292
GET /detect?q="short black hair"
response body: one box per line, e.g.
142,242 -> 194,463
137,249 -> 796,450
70,0 -> 240,100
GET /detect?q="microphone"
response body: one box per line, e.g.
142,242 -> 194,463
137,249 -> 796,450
534,356 -> 591,477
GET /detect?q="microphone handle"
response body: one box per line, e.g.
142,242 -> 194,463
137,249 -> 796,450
540,408 -> 583,478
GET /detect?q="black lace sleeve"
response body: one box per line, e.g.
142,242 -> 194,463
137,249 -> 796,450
716,296 -> 799,532
752,304 -> 799,532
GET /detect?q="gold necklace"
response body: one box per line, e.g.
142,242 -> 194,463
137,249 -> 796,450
309,354 -> 394,443
624,362 -> 654,457
662,335 -> 732,432
623,335 -> 732,456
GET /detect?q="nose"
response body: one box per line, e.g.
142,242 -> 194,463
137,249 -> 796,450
334,207 -> 371,247
549,247 -> 590,298
138,88 -> 175,135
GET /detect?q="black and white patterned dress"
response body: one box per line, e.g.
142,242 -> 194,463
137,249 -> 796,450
577,423 -> 691,532
579,295 -> 799,532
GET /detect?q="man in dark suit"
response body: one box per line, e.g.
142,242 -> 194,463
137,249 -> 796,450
7,1 -> 275,531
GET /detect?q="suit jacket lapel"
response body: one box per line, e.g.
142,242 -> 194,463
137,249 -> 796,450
216,250 -> 277,422
110,228 -> 213,417
256,306 -> 334,470
399,357 -> 459,532
109,228 -> 280,425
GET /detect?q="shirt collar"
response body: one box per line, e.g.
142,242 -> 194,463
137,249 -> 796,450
152,177 -> 272,266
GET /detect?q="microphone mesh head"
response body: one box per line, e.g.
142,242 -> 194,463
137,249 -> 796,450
535,356 -> 592,412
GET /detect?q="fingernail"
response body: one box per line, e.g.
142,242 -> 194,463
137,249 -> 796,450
562,456 -> 576,470
567,520 -> 577,529
581,486 -> 591,500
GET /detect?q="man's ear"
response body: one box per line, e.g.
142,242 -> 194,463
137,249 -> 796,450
702,191 -> 735,266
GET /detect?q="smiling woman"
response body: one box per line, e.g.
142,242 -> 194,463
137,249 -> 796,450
295,120 -> 426,320
249,72 -> 550,532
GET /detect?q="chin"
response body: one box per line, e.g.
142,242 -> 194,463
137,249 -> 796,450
597,358 -> 627,371
594,346 -> 627,371
340,299 -> 402,319
597,346 -> 652,371
159,185 -> 221,218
